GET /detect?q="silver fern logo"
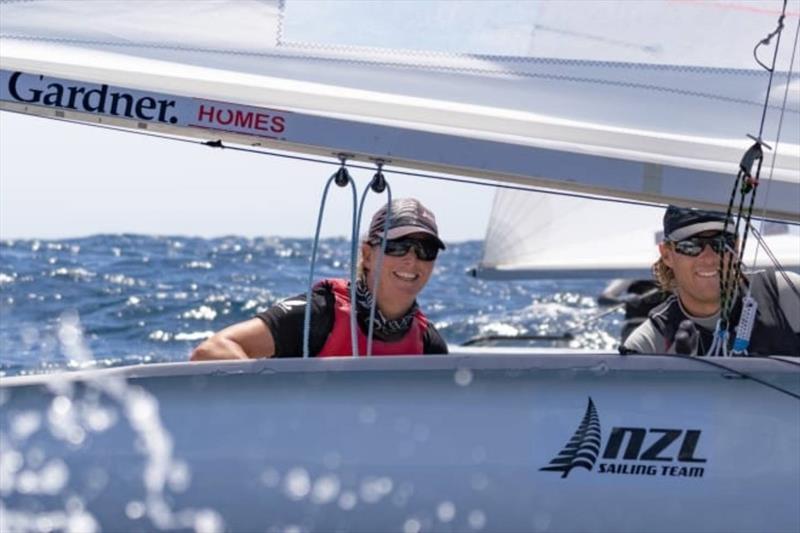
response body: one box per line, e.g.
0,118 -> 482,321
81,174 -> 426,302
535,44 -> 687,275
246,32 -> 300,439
540,397 -> 601,478
541,398 -> 708,479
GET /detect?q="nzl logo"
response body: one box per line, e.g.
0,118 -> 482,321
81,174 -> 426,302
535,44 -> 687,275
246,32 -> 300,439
540,398 -> 707,479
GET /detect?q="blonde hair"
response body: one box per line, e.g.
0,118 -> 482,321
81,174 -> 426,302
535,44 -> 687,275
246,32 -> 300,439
357,239 -> 370,283
652,245 -> 676,292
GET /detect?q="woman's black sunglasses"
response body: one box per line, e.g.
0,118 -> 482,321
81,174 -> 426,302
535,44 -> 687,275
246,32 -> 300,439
670,233 -> 736,257
373,237 -> 440,261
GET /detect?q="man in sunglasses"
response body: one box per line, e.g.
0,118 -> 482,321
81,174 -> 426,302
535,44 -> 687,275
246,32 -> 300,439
191,198 -> 447,360
621,205 -> 800,356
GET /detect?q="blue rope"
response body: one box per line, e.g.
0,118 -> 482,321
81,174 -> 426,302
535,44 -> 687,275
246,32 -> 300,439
355,181 -> 393,357
346,180 -> 360,358
302,170 -> 358,358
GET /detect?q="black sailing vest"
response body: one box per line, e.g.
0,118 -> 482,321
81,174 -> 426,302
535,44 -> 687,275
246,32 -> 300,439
648,270 -> 800,356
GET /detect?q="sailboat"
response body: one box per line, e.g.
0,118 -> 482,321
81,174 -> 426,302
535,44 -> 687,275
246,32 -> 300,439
474,188 -> 800,280
1,1 -> 799,532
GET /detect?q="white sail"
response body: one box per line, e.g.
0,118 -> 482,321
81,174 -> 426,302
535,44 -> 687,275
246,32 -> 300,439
475,189 -> 800,279
1,0 -> 799,220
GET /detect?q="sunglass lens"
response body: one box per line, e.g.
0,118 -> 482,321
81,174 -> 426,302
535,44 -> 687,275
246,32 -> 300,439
383,240 -> 411,257
673,234 -> 735,257
381,239 -> 438,261
415,241 -> 439,261
674,240 -> 703,256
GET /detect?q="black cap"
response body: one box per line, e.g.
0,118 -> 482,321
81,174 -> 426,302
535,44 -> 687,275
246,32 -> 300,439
663,205 -> 736,241
368,198 -> 445,249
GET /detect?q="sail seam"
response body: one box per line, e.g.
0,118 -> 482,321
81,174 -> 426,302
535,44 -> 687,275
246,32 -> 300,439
1,35 -> 794,113
0,32 -> 790,76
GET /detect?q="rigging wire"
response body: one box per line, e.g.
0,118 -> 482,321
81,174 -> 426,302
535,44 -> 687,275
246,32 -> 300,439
709,0 -> 792,356
302,157 -> 359,358
769,356 -> 800,369
354,163 -> 393,357
7,108 -> 800,230
657,353 -> 800,401
0,109 -> 710,215
748,224 -> 800,300
750,10 -> 800,271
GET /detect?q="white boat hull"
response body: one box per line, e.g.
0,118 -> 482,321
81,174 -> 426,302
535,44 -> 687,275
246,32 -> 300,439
2,354 -> 798,532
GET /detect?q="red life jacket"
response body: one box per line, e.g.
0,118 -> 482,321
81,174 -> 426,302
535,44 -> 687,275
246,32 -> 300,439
317,278 -> 428,357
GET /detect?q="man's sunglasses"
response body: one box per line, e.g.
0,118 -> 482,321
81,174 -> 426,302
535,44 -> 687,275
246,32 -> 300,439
373,237 -> 440,261
670,233 -> 736,257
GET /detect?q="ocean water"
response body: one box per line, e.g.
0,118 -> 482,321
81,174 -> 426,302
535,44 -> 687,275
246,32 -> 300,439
0,235 -> 621,376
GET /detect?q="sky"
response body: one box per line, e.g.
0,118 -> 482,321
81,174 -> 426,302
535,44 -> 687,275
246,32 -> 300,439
0,112 -> 493,241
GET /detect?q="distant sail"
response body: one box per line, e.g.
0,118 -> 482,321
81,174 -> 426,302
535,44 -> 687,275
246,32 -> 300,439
474,189 -> 800,279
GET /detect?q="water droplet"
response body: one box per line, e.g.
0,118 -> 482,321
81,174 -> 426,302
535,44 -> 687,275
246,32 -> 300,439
338,491 -> 357,510
35,515 -> 55,532
66,511 -> 99,533
392,481 -> 414,507
65,496 -> 84,513
468,510 -> 487,530
311,474 -> 340,504
39,458 -> 69,494
284,468 -> 311,500
1,449 -> 23,475
51,396 -> 73,416
11,411 -> 41,440
454,368 -> 473,387
58,322 -> 82,348
437,501 -> 456,522
128,394 -> 158,424
403,518 -> 421,533
168,460 -> 191,493
193,509 -> 225,533
360,476 -> 393,503
84,405 -> 117,432
125,501 -> 146,520
17,470 -> 38,493
67,427 -> 86,446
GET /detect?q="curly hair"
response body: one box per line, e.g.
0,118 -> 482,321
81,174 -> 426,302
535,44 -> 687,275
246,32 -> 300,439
652,252 -> 676,292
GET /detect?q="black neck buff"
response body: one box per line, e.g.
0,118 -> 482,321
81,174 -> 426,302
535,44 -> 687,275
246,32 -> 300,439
355,278 -> 417,340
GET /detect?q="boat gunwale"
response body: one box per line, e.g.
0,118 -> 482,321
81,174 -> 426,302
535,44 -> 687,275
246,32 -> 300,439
1,352 -> 798,388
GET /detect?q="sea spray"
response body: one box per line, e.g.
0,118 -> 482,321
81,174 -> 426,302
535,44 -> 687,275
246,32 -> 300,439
0,310 -> 224,532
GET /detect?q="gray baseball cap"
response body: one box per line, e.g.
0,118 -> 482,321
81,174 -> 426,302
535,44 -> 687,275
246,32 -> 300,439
368,198 -> 445,249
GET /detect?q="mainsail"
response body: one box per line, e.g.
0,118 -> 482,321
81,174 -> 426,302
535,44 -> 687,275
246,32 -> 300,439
1,0 -> 799,220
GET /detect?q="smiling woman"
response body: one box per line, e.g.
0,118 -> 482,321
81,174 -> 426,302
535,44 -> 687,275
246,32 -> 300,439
190,198 -> 448,360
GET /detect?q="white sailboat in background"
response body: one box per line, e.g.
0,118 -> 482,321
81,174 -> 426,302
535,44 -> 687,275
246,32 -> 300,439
1,1 -> 799,532
474,188 -> 800,280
